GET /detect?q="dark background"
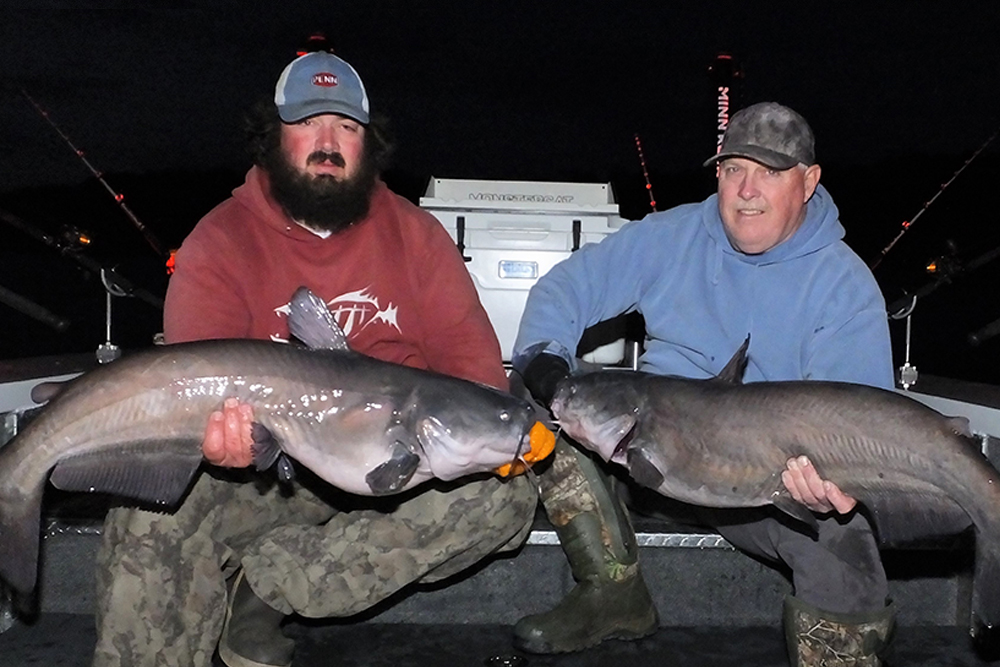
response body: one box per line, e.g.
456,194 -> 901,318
2,2 -> 1000,385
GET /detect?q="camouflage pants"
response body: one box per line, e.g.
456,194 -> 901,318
92,467 -> 536,667
696,505 -> 889,615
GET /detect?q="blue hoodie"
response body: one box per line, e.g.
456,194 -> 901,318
512,184 -> 893,389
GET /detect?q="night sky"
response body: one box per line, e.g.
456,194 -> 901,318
2,1 -> 1000,384
4,3 -> 999,187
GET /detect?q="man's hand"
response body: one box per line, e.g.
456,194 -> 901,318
781,455 -> 857,514
522,353 -> 571,408
202,397 -> 255,467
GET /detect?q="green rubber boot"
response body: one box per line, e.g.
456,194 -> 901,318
513,438 -> 659,654
219,569 -> 295,667
784,595 -> 896,666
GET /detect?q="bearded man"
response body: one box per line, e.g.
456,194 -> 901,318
92,51 -> 537,667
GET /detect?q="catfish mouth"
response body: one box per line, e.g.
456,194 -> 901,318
500,422 -> 535,476
500,403 -> 537,463
611,420 -> 638,462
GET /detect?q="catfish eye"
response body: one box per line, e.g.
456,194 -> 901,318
499,410 -> 510,422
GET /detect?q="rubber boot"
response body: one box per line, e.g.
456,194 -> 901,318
219,570 -> 295,667
513,437 -> 659,654
784,595 -> 896,667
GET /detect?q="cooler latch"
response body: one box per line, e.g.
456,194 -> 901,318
456,216 -> 472,262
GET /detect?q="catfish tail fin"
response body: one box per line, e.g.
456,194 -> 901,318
971,536 -> 1000,660
0,485 -> 44,597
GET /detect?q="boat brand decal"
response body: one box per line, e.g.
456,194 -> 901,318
716,86 -> 730,151
468,192 -> 575,203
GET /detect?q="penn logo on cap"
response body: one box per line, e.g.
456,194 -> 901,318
312,73 -> 338,87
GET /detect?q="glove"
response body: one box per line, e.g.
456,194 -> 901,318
522,353 -> 571,408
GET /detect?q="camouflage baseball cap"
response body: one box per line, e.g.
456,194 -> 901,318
703,102 -> 815,170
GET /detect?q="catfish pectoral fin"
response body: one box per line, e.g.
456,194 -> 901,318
250,424 -> 296,483
365,442 -> 420,495
626,447 -> 665,490
276,454 -> 296,483
250,422 -> 282,471
771,493 -> 820,532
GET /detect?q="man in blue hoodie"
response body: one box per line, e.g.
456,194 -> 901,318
511,102 -> 896,666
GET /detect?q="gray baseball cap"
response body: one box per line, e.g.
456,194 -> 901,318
274,52 -> 370,124
703,102 -> 815,170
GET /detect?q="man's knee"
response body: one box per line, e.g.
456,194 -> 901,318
787,514 -> 888,614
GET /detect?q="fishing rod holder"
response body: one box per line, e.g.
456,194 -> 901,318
890,295 -> 919,390
96,268 -> 126,364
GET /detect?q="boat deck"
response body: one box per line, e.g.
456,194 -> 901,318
0,613 -> 991,666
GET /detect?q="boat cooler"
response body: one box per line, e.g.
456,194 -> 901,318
420,178 -> 629,364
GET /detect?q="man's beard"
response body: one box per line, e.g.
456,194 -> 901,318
264,147 -> 379,234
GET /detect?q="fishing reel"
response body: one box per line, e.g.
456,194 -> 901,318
57,224 -> 92,252
924,239 -> 962,278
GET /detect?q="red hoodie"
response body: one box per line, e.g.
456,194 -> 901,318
164,166 -> 506,389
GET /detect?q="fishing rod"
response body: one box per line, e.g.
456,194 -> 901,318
886,241 -> 1000,316
0,207 -> 163,311
633,133 -> 658,213
0,283 -> 70,332
20,89 -> 167,260
885,240 -> 1000,387
869,127 -> 999,271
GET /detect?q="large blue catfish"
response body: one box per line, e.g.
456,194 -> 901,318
550,338 -> 1000,649
0,287 -> 553,597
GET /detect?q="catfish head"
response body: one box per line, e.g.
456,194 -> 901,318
550,372 -> 645,465
408,380 -> 541,481
284,285 -> 553,495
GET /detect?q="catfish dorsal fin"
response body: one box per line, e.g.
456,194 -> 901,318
714,335 -> 750,385
287,286 -> 350,351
